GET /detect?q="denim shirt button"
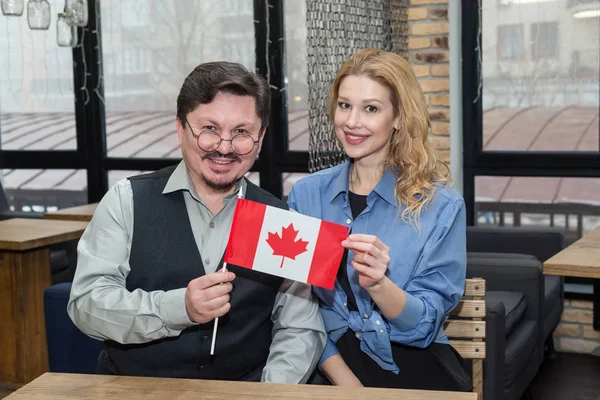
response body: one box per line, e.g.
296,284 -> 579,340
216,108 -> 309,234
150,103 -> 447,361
363,314 -> 369,319
346,218 -> 352,224
375,320 -> 381,326
379,329 -> 384,334
355,332 -> 361,339
343,302 -> 347,307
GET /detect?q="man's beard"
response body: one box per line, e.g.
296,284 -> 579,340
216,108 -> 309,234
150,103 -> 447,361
201,150 -> 243,193
202,175 -> 241,193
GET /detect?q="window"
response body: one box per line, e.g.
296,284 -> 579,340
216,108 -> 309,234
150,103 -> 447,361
101,0 -> 255,158
476,175 -> 600,246
0,0 -> 298,209
0,0 -> 76,151
481,3 -> 598,151
2,169 -> 88,212
498,24 -> 524,59
121,0 -> 151,28
531,22 -> 559,59
284,0 -> 308,151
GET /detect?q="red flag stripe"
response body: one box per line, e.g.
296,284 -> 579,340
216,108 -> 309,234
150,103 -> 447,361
307,220 -> 349,289
224,198 -> 266,269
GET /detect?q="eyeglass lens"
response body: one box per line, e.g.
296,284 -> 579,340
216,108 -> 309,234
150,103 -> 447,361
197,131 -> 256,155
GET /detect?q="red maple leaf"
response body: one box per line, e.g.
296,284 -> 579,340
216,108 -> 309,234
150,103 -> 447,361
266,223 -> 309,268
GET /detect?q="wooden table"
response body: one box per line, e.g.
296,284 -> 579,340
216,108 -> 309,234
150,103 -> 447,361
0,218 -> 89,385
5,373 -> 478,400
44,203 -> 98,222
544,225 -> 600,330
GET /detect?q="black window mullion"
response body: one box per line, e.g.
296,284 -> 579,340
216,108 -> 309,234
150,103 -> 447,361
73,0 -> 108,203
1,151 -> 83,169
462,0 -> 482,226
254,0 -> 286,198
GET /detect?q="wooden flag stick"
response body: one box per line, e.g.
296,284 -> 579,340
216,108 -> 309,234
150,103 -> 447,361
210,184 -> 244,355
209,262 -> 228,355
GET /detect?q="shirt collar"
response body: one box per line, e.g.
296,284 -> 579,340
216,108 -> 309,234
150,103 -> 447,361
162,160 -> 191,195
162,160 -> 245,202
328,160 -> 398,207
374,167 -> 398,207
328,161 -> 352,203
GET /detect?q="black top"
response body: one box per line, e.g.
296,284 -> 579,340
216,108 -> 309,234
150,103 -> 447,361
336,191 -> 367,312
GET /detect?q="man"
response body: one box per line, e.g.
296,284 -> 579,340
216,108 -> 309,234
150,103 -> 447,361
68,61 -> 326,383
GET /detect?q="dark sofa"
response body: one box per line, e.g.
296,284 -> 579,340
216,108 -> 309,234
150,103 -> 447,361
465,226 -> 565,400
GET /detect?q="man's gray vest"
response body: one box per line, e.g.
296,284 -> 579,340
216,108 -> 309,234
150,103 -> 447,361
100,166 -> 285,381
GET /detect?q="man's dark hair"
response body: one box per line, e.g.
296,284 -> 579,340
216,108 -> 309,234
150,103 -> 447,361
176,61 -> 271,129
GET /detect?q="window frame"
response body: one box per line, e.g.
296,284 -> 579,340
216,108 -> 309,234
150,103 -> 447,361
0,0 -> 309,204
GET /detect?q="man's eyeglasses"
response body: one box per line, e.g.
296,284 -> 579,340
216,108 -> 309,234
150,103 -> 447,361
186,120 -> 260,156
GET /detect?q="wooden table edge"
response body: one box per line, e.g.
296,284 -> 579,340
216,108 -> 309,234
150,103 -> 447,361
543,262 -> 600,279
0,220 -> 88,251
5,373 -> 479,400
44,214 -> 93,222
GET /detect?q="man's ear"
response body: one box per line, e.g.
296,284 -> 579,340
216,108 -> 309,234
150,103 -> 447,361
256,127 -> 267,155
176,118 -> 184,145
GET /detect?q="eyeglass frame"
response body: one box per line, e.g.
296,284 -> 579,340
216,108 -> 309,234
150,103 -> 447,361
184,119 -> 261,156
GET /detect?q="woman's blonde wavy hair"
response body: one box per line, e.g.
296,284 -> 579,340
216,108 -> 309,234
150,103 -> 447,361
328,48 -> 451,225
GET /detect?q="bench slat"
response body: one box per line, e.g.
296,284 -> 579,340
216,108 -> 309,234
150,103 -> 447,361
449,300 -> 486,318
464,278 -> 486,297
444,320 -> 486,338
450,340 -> 486,359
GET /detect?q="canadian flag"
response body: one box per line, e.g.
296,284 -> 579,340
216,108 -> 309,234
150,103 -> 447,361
224,198 -> 349,289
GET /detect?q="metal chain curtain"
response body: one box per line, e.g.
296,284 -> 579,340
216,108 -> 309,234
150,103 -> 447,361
306,0 -> 408,173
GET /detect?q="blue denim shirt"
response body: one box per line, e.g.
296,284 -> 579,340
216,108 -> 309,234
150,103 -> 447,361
287,161 -> 466,374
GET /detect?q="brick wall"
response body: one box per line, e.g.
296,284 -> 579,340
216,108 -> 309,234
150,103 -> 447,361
407,0 -> 450,164
553,299 -> 600,355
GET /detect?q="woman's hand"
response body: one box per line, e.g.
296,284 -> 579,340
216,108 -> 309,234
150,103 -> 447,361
342,234 -> 390,289
321,355 -> 364,387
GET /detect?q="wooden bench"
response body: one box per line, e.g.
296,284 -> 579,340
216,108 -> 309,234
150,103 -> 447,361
446,278 -> 487,399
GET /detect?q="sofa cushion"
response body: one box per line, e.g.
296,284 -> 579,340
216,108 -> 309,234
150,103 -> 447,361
44,282 -> 73,299
484,291 -> 527,337
543,275 -> 562,318
503,320 -> 538,387
44,282 -> 103,373
50,249 -> 69,274
467,252 -> 537,261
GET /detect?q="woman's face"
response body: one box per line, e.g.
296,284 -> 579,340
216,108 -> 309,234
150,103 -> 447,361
334,75 -> 398,165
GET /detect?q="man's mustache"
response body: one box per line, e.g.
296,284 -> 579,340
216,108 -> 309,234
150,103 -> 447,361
201,151 -> 242,162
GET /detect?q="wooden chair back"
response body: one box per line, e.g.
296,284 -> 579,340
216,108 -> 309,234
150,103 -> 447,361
445,278 -> 486,399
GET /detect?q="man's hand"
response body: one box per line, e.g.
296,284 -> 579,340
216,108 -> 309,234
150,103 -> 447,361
185,270 -> 236,324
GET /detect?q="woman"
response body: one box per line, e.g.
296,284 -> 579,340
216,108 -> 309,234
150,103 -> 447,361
288,48 -> 471,391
